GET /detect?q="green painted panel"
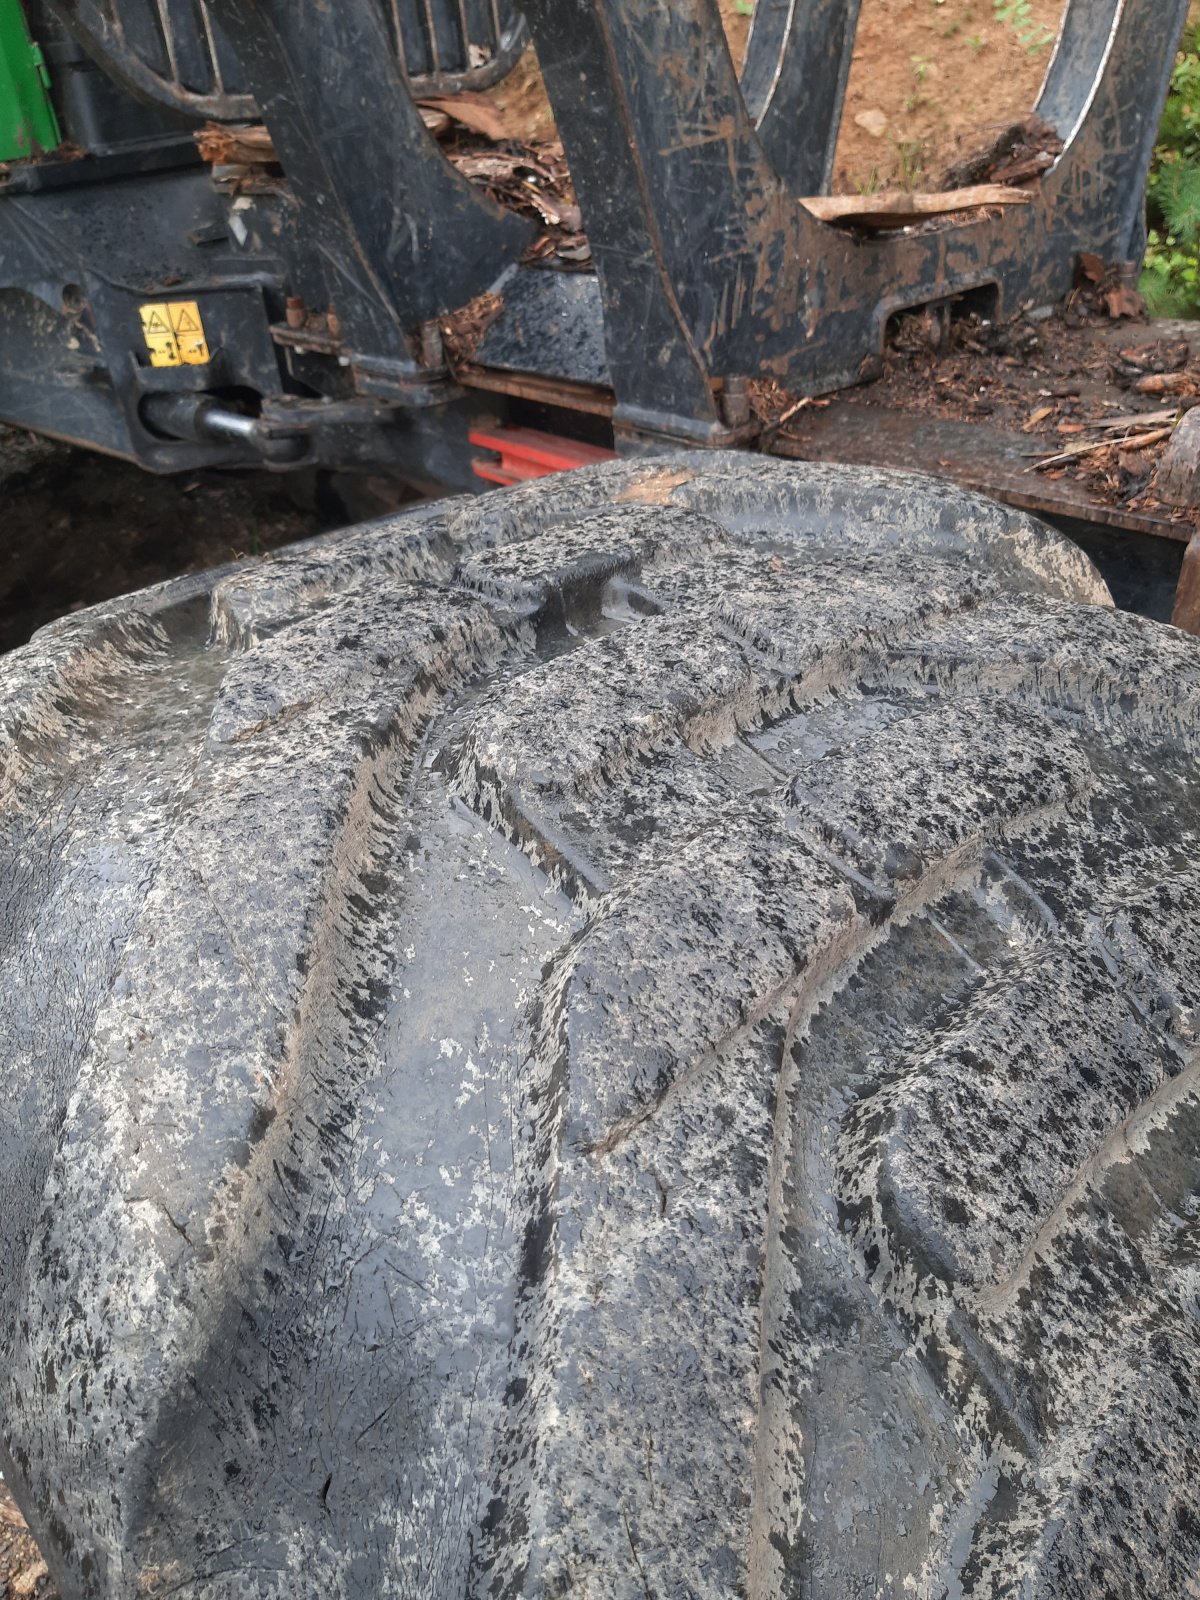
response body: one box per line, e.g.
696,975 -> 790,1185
0,0 -> 60,162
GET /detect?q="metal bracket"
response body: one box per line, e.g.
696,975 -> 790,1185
521,0 -> 1189,444
41,0 -> 527,120
200,0 -> 533,369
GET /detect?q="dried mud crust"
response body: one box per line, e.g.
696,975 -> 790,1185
1,457 -> 1198,1599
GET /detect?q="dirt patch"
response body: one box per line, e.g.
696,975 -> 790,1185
479,0 -> 1069,195
757,300 -> 1200,538
834,0 -> 1068,190
0,1485 -> 57,1600
723,1 -> 754,68
480,45 -> 560,145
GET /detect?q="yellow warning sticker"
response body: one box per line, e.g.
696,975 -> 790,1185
139,300 -> 211,368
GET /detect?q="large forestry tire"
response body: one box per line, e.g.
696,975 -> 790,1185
1,456 -> 1198,1600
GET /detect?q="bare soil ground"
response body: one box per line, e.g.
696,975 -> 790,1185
0,1485 -> 52,1600
483,0 -> 1069,193
834,0 -> 1068,188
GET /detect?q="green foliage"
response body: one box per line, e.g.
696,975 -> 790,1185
1142,228 -> 1200,317
992,0 -> 1054,53
1153,41 -> 1200,160
904,54 -> 932,112
1152,161 -> 1200,244
894,137 -> 927,191
1143,28 -> 1200,318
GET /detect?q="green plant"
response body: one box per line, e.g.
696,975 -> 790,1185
992,0 -> 1054,53
894,137 -> 926,191
1143,28 -> 1200,316
1142,227 -> 1200,316
903,54 -> 932,112
966,33 -> 986,52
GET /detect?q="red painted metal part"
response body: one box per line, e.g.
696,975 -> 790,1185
469,424 -> 616,486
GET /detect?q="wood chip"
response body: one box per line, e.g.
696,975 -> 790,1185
760,395 -> 818,447
451,151 -> 526,183
1103,282 -> 1145,320
940,116 -> 1063,189
417,92 -> 508,142
1027,426 -> 1173,472
615,467 -> 696,505
420,107 -> 452,138
776,397 -> 816,428
195,122 -> 278,166
800,184 -> 1032,229
1095,409 -> 1179,431
1133,371 -> 1195,397
522,184 -> 566,226
11,1560 -> 48,1597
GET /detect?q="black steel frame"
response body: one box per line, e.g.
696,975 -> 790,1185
42,0 -> 528,117
0,0 -> 1189,476
514,0 -> 1188,445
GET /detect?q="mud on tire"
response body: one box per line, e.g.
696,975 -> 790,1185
1,456 -> 1198,1599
